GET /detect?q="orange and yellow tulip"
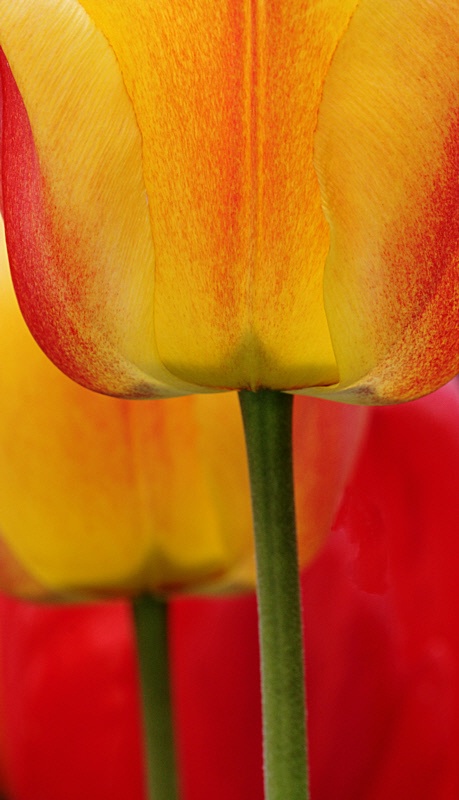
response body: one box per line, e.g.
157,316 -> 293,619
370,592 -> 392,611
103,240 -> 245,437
0,2 -> 458,402
0,224 -> 367,598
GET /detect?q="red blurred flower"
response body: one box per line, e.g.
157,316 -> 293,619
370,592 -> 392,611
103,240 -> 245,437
0,384 -> 458,799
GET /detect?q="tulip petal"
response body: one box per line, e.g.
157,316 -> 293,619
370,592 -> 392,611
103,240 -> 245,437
315,0 -> 459,402
294,397 -> 369,565
77,0 -> 361,389
0,1 -> 204,397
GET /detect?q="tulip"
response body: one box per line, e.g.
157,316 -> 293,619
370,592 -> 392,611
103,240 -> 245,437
1,383 -> 459,800
0,219 -> 367,598
0,2 -> 458,401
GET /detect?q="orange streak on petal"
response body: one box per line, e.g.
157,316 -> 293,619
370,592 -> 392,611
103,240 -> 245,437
79,1 -> 358,389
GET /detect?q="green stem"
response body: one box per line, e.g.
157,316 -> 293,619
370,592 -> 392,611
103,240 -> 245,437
239,390 -> 309,800
132,595 -> 179,800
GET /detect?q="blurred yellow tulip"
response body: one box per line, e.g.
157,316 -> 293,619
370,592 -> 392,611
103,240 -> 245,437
0,223 -> 368,598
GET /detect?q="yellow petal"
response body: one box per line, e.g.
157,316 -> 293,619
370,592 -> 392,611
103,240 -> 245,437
0,1 -> 202,397
315,0 -> 459,402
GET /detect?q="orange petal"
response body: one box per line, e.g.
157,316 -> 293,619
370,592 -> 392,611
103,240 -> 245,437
315,0 -> 459,402
79,0 -> 361,389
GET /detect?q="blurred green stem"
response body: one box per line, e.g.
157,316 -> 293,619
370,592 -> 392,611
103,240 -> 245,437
239,390 -> 309,800
132,595 -> 179,800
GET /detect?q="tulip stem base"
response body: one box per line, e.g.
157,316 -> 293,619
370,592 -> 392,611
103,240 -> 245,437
132,595 -> 179,800
239,390 -> 309,800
